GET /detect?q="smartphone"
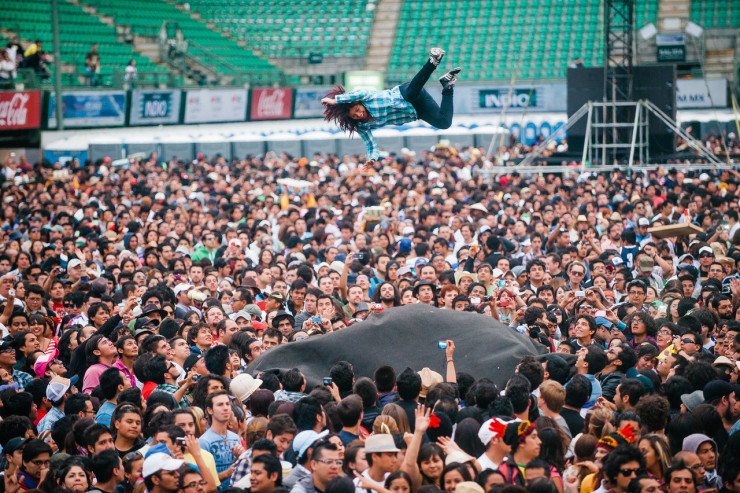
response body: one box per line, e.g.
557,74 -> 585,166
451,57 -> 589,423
575,291 -> 586,298
8,289 -> 14,297
323,377 -> 332,385
470,297 -> 481,305
176,437 -> 186,452
80,276 -> 89,283
497,280 -> 507,287
438,341 -> 447,349
311,316 -> 322,323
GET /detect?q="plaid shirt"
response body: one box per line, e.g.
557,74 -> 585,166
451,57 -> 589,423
155,383 -> 190,408
335,87 -> 417,161
231,448 -> 253,485
13,369 -> 33,391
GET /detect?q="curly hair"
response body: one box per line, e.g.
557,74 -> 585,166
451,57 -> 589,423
322,84 -> 360,136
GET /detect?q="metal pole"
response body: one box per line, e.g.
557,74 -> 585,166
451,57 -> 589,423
627,100 -> 641,168
51,0 -> 64,130
582,103 -> 594,172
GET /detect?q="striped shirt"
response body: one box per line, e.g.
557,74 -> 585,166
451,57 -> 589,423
335,87 -> 417,161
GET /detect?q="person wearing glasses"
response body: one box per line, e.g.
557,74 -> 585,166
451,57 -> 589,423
602,445 -> 646,493
179,466 -> 209,493
17,439 -> 52,490
566,262 -> 587,292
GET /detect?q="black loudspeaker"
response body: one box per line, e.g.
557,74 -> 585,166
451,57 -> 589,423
567,67 -> 604,155
566,65 -> 677,158
633,65 -> 677,156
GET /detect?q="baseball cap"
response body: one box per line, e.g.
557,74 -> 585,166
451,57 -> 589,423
4,437 -> 28,455
595,317 -> 613,328
402,226 -> 415,236
230,310 -> 252,322
611,257 -> 624,267
46,376 -> 72,402
703,380 -> 736,403
293,430 -> 330,459
699,246 -> 714,256
398,237 -> 412,252
67,259 -> 83,270
142,452 -> 184,478
638,256 -> 654,272
637,217 -> 650,227
183,354 -> 202,374
173,284 -> 194,296
269,292 -> 285,302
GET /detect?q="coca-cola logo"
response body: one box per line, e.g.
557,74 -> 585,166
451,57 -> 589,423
256,90 -> 286,118
0,92 -> 30,127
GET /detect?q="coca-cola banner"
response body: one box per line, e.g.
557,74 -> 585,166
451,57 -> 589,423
250,88 -> 293,121
183,89 -> 248,124
0,91 -> 41,130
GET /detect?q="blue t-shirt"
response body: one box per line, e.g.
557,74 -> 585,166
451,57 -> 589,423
95,401 -> 116,427
199,428 -> 241,491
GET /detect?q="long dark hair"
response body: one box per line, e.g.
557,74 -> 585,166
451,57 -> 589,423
322,84 -> 359,136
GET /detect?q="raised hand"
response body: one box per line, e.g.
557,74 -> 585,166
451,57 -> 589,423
414,406 -> 432,433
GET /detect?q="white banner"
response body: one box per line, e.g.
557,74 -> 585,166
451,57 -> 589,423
676,79 -> 727,109
183,89 -> 248,124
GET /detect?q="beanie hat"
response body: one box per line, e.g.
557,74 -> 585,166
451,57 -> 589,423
502,420 -> 536,448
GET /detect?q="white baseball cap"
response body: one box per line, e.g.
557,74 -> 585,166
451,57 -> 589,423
142,453 -> 184,478
67,259 -> 83,270
173,284 -> 194,296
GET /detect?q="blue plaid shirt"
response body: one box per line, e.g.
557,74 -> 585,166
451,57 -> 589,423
335,86 -> 417,161
13,370 -> 33,391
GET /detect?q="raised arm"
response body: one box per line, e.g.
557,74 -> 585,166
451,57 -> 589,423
334,88 -> 374,104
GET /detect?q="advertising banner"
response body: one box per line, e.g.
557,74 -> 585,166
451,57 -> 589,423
183,89 -> 248,124
344,71 -> 384,91
0,91 -> 41,130
294,87 -> 332,118
656,34 -> 686,62
250,88 -> 293,121
48,91 -> 127,128
129,89 -> 181,125
427,83 -> 567,114
676,79 -> 727,108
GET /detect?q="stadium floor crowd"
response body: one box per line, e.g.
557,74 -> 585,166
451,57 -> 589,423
0,145 -> 738,493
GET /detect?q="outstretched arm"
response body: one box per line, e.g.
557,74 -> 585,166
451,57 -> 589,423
335,88 -> 373,104
356,128 -> 379,170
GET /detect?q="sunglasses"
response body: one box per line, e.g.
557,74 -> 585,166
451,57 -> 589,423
619,468 -> 643,477
682,338 -> 698,345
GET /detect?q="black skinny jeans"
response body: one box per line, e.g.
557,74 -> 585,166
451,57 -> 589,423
399,60 -> 453,129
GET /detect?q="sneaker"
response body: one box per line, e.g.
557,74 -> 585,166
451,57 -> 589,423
429,47 -> 446,66
439,67 -> 461,91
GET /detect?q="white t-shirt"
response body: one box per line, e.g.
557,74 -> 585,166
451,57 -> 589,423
354,470 -> 389,493
477,452 -> 500,471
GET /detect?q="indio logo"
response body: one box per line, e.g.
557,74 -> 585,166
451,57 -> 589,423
479,89 -> 537,109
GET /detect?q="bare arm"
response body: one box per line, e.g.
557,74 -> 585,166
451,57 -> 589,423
400,406 -> 431,490
185,435 -> 218,493
0,295 -> 15,325
445,340 -> 457,383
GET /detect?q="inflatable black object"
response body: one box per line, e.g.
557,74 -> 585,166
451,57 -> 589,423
247,304 -> 544,389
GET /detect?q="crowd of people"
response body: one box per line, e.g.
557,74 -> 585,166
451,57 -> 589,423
0,145 -> 738,493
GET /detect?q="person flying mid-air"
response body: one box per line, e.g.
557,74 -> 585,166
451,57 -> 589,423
322,48 -> 460,171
